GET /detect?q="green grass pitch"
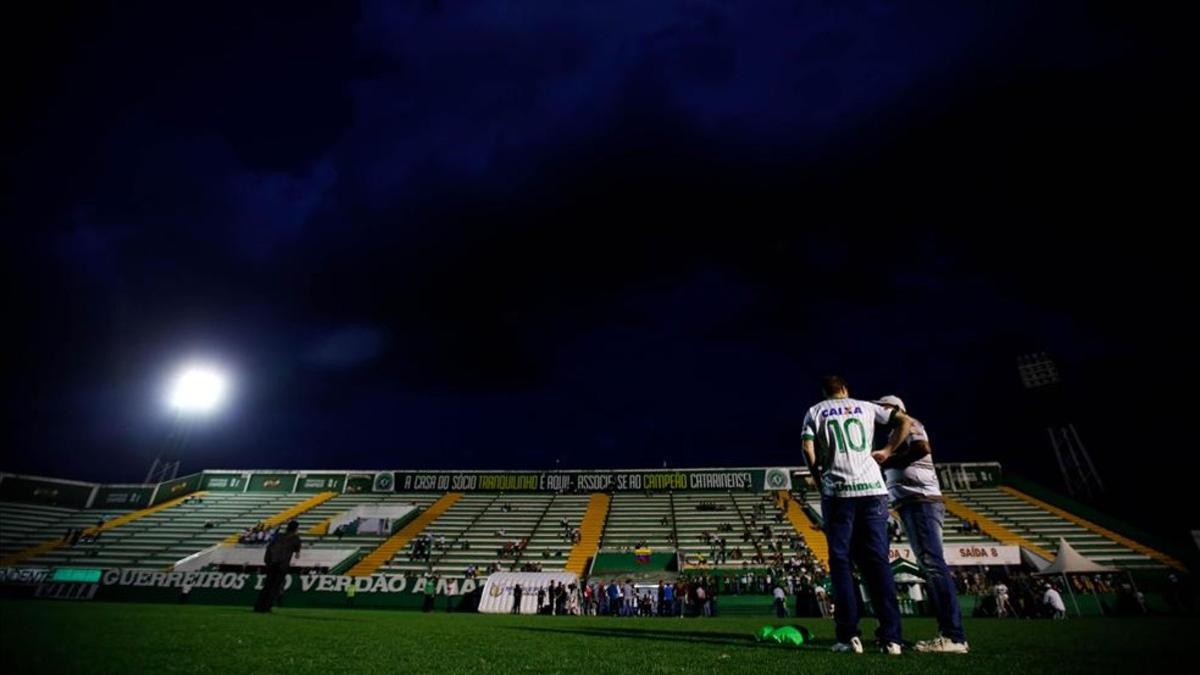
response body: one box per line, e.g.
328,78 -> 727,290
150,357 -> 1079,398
1,600 -> 1194,674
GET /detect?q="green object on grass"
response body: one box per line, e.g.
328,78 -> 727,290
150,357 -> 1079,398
768,626 -> 806,646
755,625 -> 810,647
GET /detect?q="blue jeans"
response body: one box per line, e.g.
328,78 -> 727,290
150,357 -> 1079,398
898,500 -> 966,642
821,495 -> 902,644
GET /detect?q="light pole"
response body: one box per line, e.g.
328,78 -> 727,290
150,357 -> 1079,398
1017,352 -> 1103,500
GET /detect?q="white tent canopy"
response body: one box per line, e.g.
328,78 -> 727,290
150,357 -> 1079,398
1034,538 -> 1117,575
1021,547 -> 1052,572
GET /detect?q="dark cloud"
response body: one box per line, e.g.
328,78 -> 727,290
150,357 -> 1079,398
3,2 -> 1195,538
304,325 -> 387,370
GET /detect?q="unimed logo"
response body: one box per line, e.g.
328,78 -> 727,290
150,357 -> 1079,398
832,480 -> 882,493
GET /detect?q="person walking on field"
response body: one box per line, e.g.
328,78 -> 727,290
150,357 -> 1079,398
773,584 -> 788,618
422,577 -> 437,613
253,520 -> 301,613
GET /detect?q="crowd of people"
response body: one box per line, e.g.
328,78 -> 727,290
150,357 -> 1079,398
500,572 -> 836,619
950,569 -> 1163,618
510,578 -> 719,617
673,493 -> 828,577
538,581 -> 577,614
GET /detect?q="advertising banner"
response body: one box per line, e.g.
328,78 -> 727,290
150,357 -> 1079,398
889,544 -> 1021,566
393,469 -> 769,493
201,473 -> 247,492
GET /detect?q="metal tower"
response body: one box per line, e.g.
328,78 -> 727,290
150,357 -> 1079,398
1017,352 -> 1104,499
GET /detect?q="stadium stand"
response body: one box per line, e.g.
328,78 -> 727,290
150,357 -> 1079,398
349,492 -> 463,576
0,492 -> 215,567
798,488 -> 1003,549
23,493 -> 316,569
777,491 -> 828,567
596,489 -> 817,572
673,490 -> 776,566
302,492 -> 441,545
940,491 -> 1055,560
996,486 -> 1185,570
0,465 -> 1187,592
953,486 -> 1184,570
220,491 -> 338,544
1,502 -> 122,565
368,492 -> 595,577
599,492 -> 675,555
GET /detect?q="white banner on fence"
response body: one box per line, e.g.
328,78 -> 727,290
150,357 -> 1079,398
478,571 -> 578,615
328,504 -> 417,536
889,544 -> 1021,566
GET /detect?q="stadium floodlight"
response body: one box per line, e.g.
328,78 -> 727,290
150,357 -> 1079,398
1017,352 -> 1060,389
165,362 -> 230,416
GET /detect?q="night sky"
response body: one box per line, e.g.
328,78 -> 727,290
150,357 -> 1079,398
4,3 -> 1194,538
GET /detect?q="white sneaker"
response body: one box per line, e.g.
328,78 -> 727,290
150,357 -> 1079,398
831,637 -> 864,653
915,636 -> 969,654
882,642 -> 903,656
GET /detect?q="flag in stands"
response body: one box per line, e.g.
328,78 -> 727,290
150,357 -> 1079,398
635,547 -> 652,564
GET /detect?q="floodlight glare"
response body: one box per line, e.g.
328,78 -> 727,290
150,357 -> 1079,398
166,363 -> 230,415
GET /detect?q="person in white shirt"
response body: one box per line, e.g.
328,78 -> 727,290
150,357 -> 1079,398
814,583 -> 829,618
874,395 -> 968,653
773,584 -> 788,618
1043,584 -> 1067,619
802,376 -> 913,655
995,582 -> 1011,618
